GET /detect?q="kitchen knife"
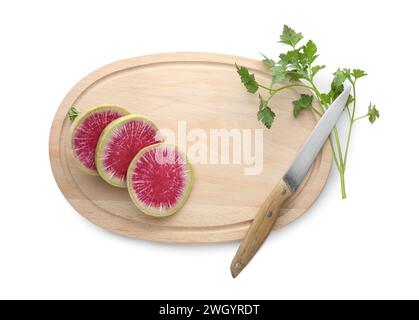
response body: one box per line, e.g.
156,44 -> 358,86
230,86 -> 351,278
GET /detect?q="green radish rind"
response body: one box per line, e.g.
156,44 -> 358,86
69,105 -> 129,176
127,143 -> 194,218
95,114 -> 162,188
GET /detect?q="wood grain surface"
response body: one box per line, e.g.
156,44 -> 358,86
49,52 -> 332,243
230,178 -> 292,277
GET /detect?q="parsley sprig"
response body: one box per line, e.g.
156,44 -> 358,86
68,106 -> 80,121
236,25 -> 379,199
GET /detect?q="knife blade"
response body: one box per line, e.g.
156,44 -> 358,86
230,86 -> 351,278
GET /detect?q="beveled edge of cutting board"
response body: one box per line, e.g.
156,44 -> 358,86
49,52 -> 332,243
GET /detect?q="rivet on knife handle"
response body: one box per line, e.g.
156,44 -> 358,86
230,179 -> 292,278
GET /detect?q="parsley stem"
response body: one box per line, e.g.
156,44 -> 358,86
307,80 -> 326,112
333,127 -> 344,167
309,79 -> 346,193
328,137 -> 341,171
354,114 -> 368,121
260,82 -> 315,103
258,84 -> 273,91
340,170 -> 346,199
310,106 -> 322,116
266,93 -> 275,103
345,106 -> 351,120
271,83 -> 313,93
343,82 -> 356,170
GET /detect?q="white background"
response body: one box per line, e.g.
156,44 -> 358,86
1,0 -> 418,300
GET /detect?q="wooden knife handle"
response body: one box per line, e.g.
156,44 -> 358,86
230,178 -> 292,278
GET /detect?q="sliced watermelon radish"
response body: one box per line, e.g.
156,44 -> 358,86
127,143 -> 193,217
96,114 -> 162,188
69,105 -> 129,175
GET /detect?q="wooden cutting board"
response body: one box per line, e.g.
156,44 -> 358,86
49,52 -> 332,243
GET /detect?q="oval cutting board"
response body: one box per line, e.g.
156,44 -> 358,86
49,52 -> 332,243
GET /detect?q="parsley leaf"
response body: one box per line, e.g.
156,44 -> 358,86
271,65 -> 287,84
280,25 -> 303,48
302,40 -> 318,64
327,69 -> 347,102
346,94 -> 354,107
352,69 -> 367,80
312,65 -> 325,77
279,49 -> 300,65
236,64 -> 259,93
260,53 -> 275,68
332,69 -> 347,90
292,94 -> 313,117
319,93 -> 331,105
257,95 -> 276,128
68,106 -> 79,121
342,68 -> 352,79
367,103 -> 379,123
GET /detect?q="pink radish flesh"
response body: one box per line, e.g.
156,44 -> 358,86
130,145 -> 189,210
73,109 -> 125,171
102,120 -> 161,180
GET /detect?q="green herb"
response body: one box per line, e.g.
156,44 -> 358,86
292,94 -> 313,117
367,103 -> 380,123
257,95 -> 276,128
68,106 -> 80,122
235,63 -> 258,93
279,25 -> 303,47
236,25 -> 379,199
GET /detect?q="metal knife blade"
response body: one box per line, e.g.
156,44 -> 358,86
283,86 -> 350,192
